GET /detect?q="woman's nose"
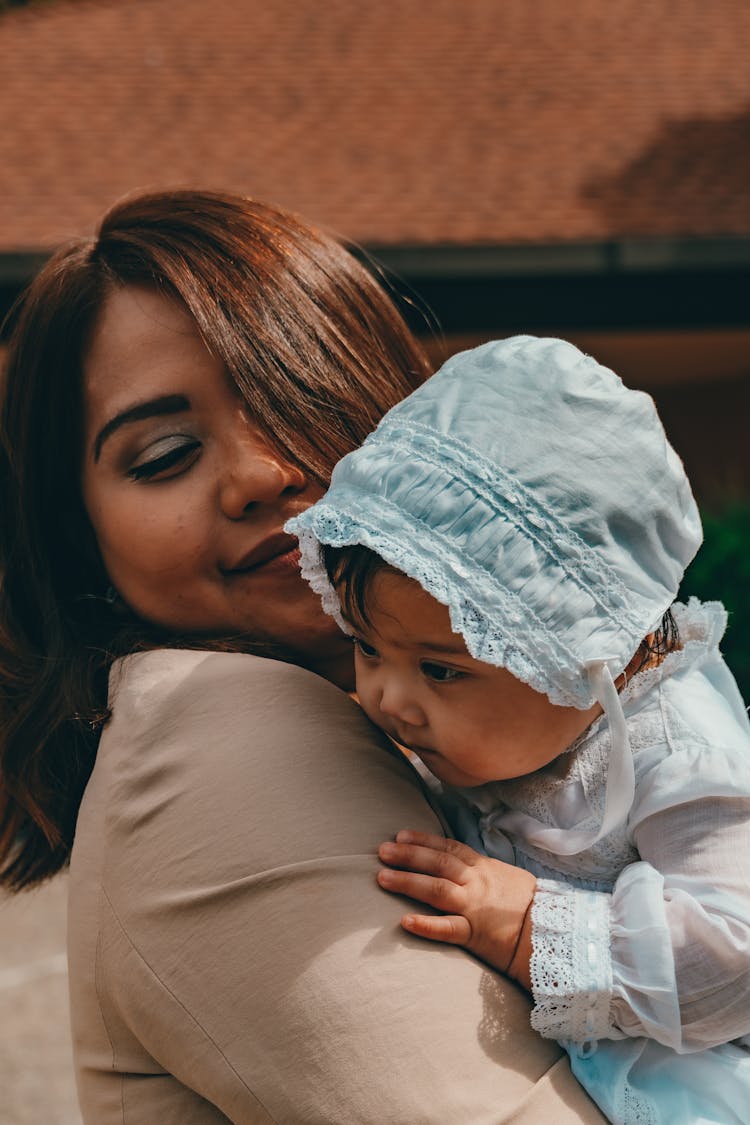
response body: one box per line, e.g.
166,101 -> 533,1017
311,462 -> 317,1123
220,423 -> 307,519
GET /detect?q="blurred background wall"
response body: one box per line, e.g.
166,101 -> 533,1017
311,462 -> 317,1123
0,4 -> 748,1116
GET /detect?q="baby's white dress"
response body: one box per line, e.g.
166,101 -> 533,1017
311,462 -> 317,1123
449,600 -> 750,1125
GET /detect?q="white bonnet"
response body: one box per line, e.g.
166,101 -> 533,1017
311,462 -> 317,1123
288,335 -> 702,711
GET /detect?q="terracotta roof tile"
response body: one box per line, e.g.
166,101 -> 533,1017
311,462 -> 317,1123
1,0 -> 749,249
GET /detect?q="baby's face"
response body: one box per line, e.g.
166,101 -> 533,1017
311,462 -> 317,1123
345,571 -> 600,788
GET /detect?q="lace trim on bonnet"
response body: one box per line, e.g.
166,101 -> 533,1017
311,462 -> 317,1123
618,597 -> 727,707
293,451 -> 631,715
373,419 -> 640,628
290,335 -> 702,714
293,506 -> 586,709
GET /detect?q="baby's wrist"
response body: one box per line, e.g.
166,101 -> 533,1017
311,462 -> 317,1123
505,894 -> 535,992
474,864 -> 536,979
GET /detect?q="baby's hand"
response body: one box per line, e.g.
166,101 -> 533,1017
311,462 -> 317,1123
377,829 -> 536,988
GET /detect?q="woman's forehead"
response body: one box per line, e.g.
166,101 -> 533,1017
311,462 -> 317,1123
86,285 -> 198,379
82,285 -> 211,423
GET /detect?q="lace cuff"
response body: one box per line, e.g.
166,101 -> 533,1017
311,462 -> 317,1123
530,880 -> 613,1043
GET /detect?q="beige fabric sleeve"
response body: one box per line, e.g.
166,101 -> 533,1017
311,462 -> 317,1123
68,649 -> 604,1124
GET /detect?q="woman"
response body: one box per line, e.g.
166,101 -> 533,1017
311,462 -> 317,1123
0,190 -> 604,1123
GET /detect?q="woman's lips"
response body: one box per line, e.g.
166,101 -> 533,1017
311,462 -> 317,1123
222,533 -> 300,575
224,548 -> 302,580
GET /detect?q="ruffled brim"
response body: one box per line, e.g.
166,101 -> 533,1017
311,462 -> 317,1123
288,494 -> 598,709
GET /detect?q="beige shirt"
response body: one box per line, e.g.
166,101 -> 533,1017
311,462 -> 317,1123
68,648 -> 604,1123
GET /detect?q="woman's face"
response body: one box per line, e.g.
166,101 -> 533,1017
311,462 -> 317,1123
81,284 -> 350,679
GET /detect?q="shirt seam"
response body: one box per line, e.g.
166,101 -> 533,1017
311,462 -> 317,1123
100,886 -> 276,1122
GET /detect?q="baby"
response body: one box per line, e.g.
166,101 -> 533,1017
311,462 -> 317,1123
287,336 -> 750,1124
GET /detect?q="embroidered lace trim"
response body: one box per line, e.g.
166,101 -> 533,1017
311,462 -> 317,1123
618,598 -> 727,708
618,1084 -> 658,1125
530,882 -> 613,1042
567,1044 -> 658,1125
293,500 -> 591,708
292,504 -> 723,717
470,700 -> 661,884
370,419 -> 641,631
289,401 -> 686,708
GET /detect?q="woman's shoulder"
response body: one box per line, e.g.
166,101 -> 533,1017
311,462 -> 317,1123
109,646 -> 345,719
73,642 -> 432,979
106,647 -> 367,772
98,648 -> 372,833
77,645 -> 398,942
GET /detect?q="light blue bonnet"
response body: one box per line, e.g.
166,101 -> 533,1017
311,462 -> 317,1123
286,336 -> 702,854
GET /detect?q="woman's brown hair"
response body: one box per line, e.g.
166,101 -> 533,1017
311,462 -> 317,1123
0,189 -> 432,889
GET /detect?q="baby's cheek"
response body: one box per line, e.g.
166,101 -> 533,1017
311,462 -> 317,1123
459,738 -> 511,781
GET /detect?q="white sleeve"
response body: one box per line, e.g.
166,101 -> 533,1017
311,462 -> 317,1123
529,748 -> 750,1052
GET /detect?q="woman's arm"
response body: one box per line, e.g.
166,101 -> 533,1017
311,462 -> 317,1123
69,648 -> 605,1123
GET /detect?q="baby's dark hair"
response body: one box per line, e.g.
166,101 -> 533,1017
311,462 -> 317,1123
634,606 -> 680,675
323,543 -> 398,633
322,542 -> 679,677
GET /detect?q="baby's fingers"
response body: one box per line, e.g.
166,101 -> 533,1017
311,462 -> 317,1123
378,839 -> 468,885
394,829 -> 480,866
377,867 -> 464,914
401,912 -> 471,946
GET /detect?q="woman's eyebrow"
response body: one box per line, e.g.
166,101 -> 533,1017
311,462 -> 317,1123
93,394 -> 190,462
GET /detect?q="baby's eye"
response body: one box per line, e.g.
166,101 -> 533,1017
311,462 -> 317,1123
128,438 -> 201,482
353,637 -> 379,659
420,661 -> 465,683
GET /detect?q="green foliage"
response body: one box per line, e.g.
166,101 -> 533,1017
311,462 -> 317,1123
680,505 -> 750,703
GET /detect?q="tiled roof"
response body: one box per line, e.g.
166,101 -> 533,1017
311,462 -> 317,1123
1,0 -> 749,250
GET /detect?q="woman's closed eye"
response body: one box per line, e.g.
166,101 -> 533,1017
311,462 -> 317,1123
420,661 -> 465,683
128,437 -> 201,482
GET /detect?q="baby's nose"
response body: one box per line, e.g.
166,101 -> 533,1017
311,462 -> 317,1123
378,678 -> 427,728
